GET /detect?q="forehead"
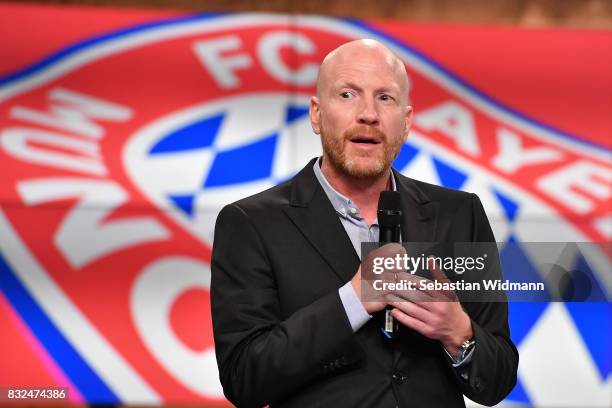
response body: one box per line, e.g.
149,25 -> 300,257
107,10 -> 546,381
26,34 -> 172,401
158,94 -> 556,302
332,63 -> 401,89
320,47 -> 406,92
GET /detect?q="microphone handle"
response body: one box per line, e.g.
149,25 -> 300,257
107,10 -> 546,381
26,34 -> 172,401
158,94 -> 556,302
379,225 -> 401,243
379,224 -> 401,338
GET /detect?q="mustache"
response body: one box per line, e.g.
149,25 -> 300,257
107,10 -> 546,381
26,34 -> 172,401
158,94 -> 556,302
343,126 -> 387,141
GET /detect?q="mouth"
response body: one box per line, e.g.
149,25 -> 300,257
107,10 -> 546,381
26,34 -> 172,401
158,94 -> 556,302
349,135 -> 381,145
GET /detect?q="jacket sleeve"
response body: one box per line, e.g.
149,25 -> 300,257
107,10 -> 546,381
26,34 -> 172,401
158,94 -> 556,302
210,204 -> 356,407
454,194 -> 519,406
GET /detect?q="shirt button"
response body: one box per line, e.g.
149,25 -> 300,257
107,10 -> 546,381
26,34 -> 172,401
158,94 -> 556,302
350,207 -> 357,214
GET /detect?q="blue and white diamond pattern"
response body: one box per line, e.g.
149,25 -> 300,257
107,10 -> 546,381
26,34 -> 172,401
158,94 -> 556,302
125,93 -> 320,244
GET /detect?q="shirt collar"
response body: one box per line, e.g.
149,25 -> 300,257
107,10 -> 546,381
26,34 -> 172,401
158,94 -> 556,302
312,157 -> 397,220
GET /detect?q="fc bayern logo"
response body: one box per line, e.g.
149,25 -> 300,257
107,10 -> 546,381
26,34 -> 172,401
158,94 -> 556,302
0,13 -> 609,406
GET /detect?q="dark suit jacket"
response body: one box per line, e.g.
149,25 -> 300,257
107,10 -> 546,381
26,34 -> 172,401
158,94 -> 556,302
211,158 -> 518,408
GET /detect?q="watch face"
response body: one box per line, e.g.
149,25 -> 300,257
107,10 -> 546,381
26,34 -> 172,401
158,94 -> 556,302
464,340 -> 475,348
460,341 -> 476,360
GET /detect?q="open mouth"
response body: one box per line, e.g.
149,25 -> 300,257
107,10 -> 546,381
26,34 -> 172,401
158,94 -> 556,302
350,136 -> 381,145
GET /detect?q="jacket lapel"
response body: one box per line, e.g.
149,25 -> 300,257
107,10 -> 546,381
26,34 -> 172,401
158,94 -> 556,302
393,169 -> 439,243
282,159 -> 360,283
392,169 -> 440,364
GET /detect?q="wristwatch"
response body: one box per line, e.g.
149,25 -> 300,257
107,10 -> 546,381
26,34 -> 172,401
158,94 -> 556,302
457,338 -> 476,361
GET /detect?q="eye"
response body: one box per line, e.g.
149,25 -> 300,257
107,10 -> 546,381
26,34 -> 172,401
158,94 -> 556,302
379,94 -> 393,101
340,91 -> 353,99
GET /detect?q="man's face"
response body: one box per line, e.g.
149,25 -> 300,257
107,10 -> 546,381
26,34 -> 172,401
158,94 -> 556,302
310,44 -> 412,179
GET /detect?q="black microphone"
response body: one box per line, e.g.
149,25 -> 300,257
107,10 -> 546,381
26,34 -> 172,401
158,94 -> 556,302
378,191 -> 402,243
378,191 -> 402,338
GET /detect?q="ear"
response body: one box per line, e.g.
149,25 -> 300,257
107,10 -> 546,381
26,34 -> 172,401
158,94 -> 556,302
403,105 -> 414,143
310,96 -> 321,135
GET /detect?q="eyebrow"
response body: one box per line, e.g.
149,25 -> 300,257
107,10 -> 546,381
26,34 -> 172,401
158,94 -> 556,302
335,81 -> 399,94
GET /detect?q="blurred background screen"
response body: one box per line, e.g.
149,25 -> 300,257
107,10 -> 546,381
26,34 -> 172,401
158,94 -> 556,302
0,1 -> 610,406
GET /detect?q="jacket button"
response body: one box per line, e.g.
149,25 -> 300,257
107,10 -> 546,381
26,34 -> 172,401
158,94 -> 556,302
392,372 -> 407,384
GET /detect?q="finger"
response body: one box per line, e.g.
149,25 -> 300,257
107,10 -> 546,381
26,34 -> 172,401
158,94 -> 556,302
362,243 -> 406,279
360,277 -> 386,303
378,243 -> 407,275
387,296 -> 432,322
427,256 -> 450,283
387,283 -> 432,303
390,308 -> 431,337
370,242 -> 406,262
395,272 -> 449,300
378,242 -> 406,255
426,257 -> 457,300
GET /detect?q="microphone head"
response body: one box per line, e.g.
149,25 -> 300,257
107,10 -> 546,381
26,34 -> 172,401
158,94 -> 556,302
378,191 -> 402,227
378,190 -> 401,212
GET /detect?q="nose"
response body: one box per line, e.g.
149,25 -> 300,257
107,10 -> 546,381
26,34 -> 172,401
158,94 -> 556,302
356,97 -> 379,126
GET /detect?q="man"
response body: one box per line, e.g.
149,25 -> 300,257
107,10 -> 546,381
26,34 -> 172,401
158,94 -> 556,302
211,39 -> 518,407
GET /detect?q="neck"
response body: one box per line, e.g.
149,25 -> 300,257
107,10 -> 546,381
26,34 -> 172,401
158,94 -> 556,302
320,157 -> 392,225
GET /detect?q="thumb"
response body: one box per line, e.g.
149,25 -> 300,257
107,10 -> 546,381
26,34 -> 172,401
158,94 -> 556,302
427,256 -> 456,300
427,256 -> 450,283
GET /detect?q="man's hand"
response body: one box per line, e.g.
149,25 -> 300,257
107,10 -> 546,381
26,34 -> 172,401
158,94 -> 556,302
351,243 -> 406,314
350,264 -> 386,314
387,261 -> 473,357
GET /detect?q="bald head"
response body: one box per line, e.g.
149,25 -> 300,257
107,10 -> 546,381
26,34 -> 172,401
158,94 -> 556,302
316,39 -> 409,101
309,38 -> 414,182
